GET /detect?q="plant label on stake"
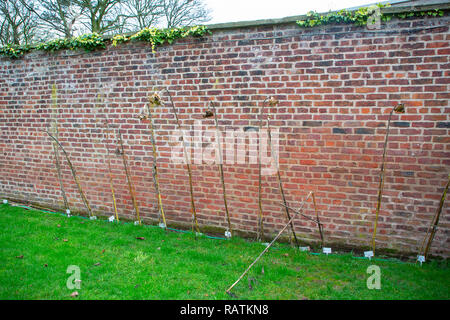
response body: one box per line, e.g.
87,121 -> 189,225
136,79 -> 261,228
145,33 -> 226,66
300,246 -> 310,252
90,216 -> 97,221
158,222 -> 166,229
225,230 -> 232,239
364,251 -> 374,260
417,255 -> 425,266
134,221 -> 140,226
3,199 -> 8,204
108,215 -> 115,222
323,247 -> 332,255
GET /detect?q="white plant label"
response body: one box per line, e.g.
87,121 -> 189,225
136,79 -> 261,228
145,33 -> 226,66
134,221 -> 140,225
323,247 -> 332,255
90,216 -> 97,220
364,251 -> 374,260
66,209 -> 71,214
108,216 -> 115,222
225,231 -> 232,238
195,232 -> 203,237
158,223 -> 166,229
300,246 -> 310,252
2,199 -> 8,204
417,255 -> 425,265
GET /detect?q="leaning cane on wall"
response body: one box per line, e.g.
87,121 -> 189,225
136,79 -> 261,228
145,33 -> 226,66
161,88 -> 201,234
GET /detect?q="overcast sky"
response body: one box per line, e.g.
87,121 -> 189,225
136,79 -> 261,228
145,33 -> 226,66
204,0 -> 380,24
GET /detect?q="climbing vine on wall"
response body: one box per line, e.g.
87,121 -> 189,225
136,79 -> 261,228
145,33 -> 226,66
112,25 -> 211,53
0,25 -> 211,59
296,4 -> 445,28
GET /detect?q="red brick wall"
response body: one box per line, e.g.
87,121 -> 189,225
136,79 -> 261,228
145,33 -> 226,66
1,14 -> 449,257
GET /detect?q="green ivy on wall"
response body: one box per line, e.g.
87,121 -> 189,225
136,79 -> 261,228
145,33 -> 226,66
112,25 -> 210,53
0,25 -> 211,59
296,3 -> 445,28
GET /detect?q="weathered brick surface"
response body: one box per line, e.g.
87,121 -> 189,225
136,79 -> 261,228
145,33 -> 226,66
0,15 -> 449,257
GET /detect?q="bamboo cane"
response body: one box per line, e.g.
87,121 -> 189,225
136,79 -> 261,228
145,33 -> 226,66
50,85 -> 70,214
371,104 -> 405,254
161,89 -> 200,233
208,101 -> 232,236
95,94 -> 119,221
279,192 -> 325,247
257,100 -> 265,241
266,111 -> 300,249
226,192 -> 312,294
117,129 -> 141,225
103,121 -> 119,221
418,173 -> 450,260
45,130 -> 93,217
145,97 -> 167,229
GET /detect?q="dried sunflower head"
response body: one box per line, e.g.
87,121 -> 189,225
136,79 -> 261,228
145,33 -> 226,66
393,103 -> 405,114
149,92 -> 162,106
203,109 -> 214,118
268,96 -> 279,106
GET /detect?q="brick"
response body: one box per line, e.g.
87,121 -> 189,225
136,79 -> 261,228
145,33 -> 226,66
0,14 -> 449,258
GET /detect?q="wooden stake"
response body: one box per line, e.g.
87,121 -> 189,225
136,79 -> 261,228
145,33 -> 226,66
226,192 -> 312,294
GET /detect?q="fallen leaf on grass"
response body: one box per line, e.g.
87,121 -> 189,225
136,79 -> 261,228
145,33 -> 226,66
57,224 -> 61,228
101,249 -> 105,254
134,284 -> 140,289
283,253 -> 289,257
94,262 -> 101,266
136,237 -> 145,240
16,255 -> 24,259
70,291 -> 79,297
63,239 -> 68,242
44,264 -> 48,267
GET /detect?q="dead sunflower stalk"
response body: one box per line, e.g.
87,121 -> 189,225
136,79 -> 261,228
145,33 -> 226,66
117,129 -> 141,225
417,173 -> 450,260
95,94 -> 119,221
141,93 -> 168,229
45,130 -> 93,217
371,103 -> 405,254
160,89 -> 200,233
204,101 -> 232,237
264,97 -> 300,249
50,85 -> 70,215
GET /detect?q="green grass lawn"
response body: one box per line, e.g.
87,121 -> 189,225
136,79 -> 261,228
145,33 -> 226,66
0,204 -> 448,300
